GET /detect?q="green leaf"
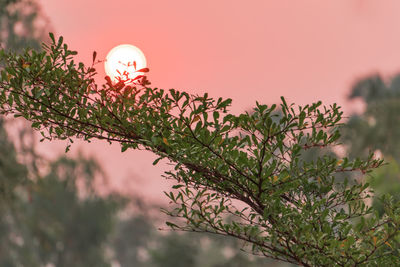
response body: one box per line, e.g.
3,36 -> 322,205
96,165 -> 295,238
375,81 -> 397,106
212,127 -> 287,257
213,111 -> 220,122
31,122 -> 41,128
57,36 -> 64,47
121,144 -> 129,152
152,157 -> 163,165
49,32 -> 55,43
166,221 -> 179,229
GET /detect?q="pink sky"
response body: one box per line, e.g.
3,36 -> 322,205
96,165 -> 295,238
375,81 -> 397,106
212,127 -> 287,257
35,0 -> 400,203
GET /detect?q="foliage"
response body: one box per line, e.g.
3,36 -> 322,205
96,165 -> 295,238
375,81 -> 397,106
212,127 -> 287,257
1,34 -> 400,266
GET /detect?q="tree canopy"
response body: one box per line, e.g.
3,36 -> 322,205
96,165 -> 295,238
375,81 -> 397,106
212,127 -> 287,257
1,34 -> 400,266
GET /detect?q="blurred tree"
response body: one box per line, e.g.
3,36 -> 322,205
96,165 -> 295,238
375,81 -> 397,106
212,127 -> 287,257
112,213 -> 295,267
149,232 -> 199,267
0,118 -> 27,202
0,120 -> 122,266
0,0 -> 51,52
342,74 -> 400,160
0,118 -> 28,266
112,215 -> 153,267
153,232 -> 288,267
0,0 -> 52,185
366,158 -> 400,216
342,73 -> 400,215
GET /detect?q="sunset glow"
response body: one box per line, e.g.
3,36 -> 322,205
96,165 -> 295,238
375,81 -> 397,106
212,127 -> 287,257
39,0 -> 400,202
104,44 -> 147,83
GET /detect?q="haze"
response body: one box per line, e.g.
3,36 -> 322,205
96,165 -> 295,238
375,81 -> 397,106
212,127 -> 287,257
36,0 -> 400,202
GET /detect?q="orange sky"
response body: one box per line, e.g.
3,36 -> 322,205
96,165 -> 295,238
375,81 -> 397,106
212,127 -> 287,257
35,0 -> 400,203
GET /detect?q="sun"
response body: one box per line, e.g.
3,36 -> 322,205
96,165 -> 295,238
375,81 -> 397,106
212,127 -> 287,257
104,44 -> 147,84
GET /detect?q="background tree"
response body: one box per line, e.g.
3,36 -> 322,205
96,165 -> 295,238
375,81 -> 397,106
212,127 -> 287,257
0,118 -> 27,201
1,35 -> 399,266
0,0 -> 48,210
342,74 -> 400,160
0,117 -> 123,266
341,73 -> 400,217
148,231 -> 278,267
111,210 -> 289,267
0,0 -> 51,52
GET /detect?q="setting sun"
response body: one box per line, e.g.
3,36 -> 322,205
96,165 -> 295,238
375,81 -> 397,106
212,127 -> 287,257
104,44 -> 147,84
